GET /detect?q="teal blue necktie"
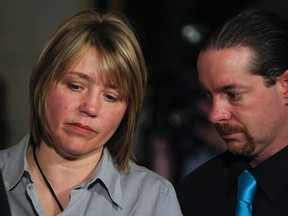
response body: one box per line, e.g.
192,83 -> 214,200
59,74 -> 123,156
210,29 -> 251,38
235,170 -> 258,216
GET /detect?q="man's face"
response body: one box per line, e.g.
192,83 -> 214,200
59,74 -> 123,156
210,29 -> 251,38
197,46 -> 288,162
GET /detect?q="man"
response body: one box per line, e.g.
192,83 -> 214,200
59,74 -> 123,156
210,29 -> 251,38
177,8 -> 288,215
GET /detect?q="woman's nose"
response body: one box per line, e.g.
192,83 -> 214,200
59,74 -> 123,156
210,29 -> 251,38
79,93 -> 101,117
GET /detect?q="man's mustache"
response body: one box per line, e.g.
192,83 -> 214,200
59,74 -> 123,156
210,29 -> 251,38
215,123 -> 247,136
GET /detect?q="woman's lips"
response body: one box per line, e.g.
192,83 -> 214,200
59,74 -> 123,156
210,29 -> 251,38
68,123 -> 96,135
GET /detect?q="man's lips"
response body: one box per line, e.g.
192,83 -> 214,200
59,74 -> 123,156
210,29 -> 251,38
220,132 -> 242,140
215,124 -> 247,141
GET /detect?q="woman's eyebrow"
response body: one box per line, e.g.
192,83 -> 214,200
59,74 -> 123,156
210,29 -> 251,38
66,71 -> 90,80
66,71 -> 121,90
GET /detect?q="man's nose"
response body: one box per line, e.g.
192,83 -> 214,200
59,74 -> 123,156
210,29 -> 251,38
208,98 -> 231,124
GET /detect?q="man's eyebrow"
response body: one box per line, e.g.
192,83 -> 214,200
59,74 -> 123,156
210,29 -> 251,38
219,84 -> 242,92
200,84 -> 246,93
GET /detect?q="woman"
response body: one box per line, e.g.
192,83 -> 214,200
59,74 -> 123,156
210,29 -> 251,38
0,9 -> 182,216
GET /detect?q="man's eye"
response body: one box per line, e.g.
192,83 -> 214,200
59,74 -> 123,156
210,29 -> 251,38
227,92 -> 241,101
200,92 -> 212,102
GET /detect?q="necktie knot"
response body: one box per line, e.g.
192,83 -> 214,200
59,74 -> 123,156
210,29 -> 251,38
235,170 -> 258,216
237,170 -> 258,204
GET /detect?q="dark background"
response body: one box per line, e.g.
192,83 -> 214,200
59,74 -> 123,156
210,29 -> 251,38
99,0 -> 288,184
93,0 -> 288,185
1,0 -> 288,185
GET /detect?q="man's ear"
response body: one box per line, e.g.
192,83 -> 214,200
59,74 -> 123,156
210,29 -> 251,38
278,70 -> 288,99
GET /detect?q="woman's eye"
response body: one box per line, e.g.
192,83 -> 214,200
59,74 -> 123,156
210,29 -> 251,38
68,83 -> 82,91
104,93 -> 119,102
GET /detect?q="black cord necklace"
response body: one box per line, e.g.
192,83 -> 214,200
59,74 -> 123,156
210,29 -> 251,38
33,147 -> 64,212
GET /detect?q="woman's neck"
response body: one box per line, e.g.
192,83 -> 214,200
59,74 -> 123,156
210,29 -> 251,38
33,141 -> 102,183
27,142 -> 102,215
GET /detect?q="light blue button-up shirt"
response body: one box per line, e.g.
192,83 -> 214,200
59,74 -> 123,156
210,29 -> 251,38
0,135 -> 183,216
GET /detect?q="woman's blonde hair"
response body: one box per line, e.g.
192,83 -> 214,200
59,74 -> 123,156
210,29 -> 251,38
29,9 -> 147,173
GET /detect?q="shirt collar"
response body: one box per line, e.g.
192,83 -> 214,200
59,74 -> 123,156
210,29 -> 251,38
251,146 -> 288,203
2,134 -> 30,190
2,135 -> 124,208
225,151 -> 249,196
80,148 -> 124,208
225,146 -> 288,203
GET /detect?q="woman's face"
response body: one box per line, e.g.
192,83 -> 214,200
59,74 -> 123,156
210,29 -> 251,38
45,47 -> 127,159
